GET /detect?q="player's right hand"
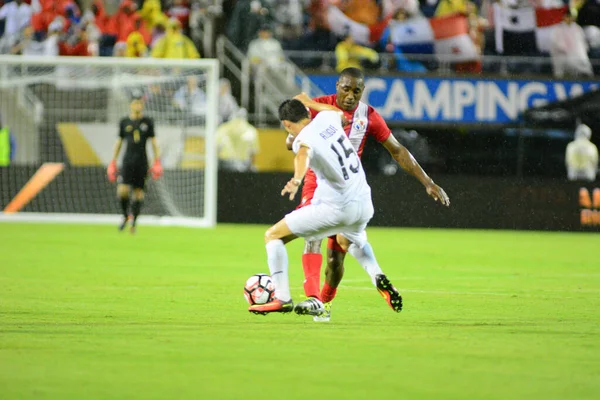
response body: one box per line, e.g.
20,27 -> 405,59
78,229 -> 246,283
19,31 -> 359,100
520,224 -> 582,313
107,160 -> 117,183
426,182 -> 450,207
281,178 -> 301,201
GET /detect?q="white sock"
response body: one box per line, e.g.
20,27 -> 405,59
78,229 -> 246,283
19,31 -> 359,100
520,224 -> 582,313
266,239 -> 291,302
348,242 -> 383,286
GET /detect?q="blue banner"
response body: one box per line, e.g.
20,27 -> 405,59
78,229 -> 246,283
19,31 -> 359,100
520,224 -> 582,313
308,75 -> 599,124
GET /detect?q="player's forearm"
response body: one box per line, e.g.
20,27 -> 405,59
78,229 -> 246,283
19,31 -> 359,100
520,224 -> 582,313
304,99 -> 339,113
111,140 -> 122,162
151,140 -> 160,162
293,150 -> 310,182
392,146 -> 433,187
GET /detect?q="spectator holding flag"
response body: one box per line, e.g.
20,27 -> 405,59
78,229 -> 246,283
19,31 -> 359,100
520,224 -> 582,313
550,10 -> 593,78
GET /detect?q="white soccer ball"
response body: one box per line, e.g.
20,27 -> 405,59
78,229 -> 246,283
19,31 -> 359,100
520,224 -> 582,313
243,273 -> 276,305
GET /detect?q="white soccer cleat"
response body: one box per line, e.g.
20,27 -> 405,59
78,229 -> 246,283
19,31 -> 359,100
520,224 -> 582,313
313,301 -> 332,322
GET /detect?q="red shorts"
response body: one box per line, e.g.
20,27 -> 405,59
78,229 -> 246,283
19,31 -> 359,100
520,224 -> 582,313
296,174 -> 347,253
296,175 -> 317,210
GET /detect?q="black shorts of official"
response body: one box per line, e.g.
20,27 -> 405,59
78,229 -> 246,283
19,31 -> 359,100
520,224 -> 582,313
118,163 -> 148,189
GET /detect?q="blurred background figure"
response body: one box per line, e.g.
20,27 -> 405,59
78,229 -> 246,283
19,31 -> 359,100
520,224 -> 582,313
566,124 -> 598,182
0,113 -> 16,166
218,78 -> 240,124
0,0 -> 33,54
247,25 -> 285,72
173,75 -> 206,126
151,18 -> 199,59
113,41 -> 127,57
227,0 -> 273,52
335,32 -> 379,73
550,11 -> 593,78
216,108 -> 259,172
126,18 -> 148,57
11,21 -> 60,56
139,0 -> 167,30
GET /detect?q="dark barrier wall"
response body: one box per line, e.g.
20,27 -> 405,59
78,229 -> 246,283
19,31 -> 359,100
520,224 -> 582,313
1,167 -> 599,232
217,171 -> 599,232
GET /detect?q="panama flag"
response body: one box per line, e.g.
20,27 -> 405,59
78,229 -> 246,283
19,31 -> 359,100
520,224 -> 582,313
494,5 -> 568,54
535,6 -> 569,53
431,14 -> 479,62
494,4 -> 537,55
387,16 -> 435,54
385,14 -> 478,62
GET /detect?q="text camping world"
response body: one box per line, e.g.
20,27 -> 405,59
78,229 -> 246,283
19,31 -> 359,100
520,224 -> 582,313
360,78 -> 599,123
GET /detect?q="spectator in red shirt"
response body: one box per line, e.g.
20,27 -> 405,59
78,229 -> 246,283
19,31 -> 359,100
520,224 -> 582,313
31,0 -> 58,35
167,0 -> 190,32
88,0 -> 116,36
114,0 -> 139,43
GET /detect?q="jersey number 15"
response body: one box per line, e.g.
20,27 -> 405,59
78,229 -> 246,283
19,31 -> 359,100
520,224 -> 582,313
330,135 -> 359,180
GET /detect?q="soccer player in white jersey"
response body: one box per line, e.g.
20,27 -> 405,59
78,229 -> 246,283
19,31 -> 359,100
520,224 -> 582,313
248,98 -> 402,315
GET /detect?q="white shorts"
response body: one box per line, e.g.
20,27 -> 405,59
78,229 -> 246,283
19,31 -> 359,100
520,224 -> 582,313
285,197 -> 374,247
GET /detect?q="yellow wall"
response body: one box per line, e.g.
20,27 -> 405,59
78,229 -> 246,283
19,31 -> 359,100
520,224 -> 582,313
255,129 -> 294,172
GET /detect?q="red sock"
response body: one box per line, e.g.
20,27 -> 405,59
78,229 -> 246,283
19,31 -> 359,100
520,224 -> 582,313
321,282 -> 337,303
302,254 -> 322,300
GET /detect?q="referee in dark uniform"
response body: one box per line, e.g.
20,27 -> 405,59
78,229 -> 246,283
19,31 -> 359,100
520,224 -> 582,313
107,95 -> 162,233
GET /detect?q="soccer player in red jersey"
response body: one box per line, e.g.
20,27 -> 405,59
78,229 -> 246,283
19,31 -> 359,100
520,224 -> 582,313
291,68 -> 450,320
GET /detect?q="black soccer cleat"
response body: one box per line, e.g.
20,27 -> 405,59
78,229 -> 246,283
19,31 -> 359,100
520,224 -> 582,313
376,274 -> 403,312
294,297 -> 325,316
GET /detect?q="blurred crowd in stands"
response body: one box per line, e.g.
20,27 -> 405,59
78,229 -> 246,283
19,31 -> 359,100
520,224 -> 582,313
1,0 -> 599,77
0,0 -> 200,58
223,0 -> 600,77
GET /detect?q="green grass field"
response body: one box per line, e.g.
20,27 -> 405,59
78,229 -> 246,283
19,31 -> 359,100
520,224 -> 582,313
1,223 -> 599,399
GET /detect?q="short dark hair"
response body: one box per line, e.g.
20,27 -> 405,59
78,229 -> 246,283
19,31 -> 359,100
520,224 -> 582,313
339,67 -> 364,81
278,99 -> 309,123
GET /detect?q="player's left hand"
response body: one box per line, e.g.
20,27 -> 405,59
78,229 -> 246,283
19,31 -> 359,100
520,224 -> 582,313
281,178 -> 301,201
150,159 -> 163,180
426,182 -> 450,207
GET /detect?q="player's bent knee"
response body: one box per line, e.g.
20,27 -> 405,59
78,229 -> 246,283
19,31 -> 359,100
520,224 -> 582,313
264,227 -> 279,244
133,189 -> 145,200
117,185 -> 130,198
335,234 -> 351,252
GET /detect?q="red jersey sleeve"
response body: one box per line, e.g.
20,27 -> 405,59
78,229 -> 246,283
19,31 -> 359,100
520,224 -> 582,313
368,106 -> 392,143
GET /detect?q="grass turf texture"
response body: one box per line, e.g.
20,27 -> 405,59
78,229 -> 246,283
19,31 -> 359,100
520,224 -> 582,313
1,223 -> 599,400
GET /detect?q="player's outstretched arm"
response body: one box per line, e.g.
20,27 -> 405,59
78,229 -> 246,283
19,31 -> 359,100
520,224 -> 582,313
293,93 -> 349,126
281,146 -> 310,201
294,93 -> 340,114
383,135 -> 450,206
